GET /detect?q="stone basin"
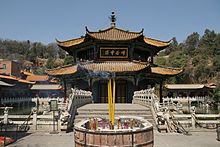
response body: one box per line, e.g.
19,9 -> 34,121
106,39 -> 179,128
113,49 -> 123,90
74,116 -> 153,147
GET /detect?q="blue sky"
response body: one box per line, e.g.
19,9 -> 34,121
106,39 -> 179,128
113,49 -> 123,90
0,0 -> 219,44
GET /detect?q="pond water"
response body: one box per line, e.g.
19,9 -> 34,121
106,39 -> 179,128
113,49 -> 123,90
0,102 -> 36,115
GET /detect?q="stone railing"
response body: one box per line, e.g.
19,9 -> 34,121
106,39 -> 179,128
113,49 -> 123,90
132,88 -> 159,127
66,88 -> 93,132
162,96 -> 208,103
1,97 -> 32,104
132,88 -> 157,107
0,107 -> 56,132
67,88 -> 93,111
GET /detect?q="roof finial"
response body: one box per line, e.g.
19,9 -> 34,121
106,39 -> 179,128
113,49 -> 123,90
109,11 -> 116,27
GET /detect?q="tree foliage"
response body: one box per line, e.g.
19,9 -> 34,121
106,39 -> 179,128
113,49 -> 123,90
0,39 -> 66,72
155,29 -> 220,87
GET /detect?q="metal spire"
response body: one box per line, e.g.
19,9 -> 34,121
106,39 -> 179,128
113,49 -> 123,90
109,11 -> 116,27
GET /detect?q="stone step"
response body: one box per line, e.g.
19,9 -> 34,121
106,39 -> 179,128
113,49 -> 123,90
75,114 -> 153,119
77,111 -> 151,115
77,104 -> 150,111
74,117 -> 154,123
74,103 -> 156,127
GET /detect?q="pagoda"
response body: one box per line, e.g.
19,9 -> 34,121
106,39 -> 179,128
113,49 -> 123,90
47,12 -> 182,103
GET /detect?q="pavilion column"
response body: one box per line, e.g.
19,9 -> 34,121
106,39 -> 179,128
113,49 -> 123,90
88,78 -> 93,91
134,77 -> 140,91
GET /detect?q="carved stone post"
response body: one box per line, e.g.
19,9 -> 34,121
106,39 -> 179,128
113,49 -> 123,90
32,107 -> 37,130
191,106 -> 196,129
3,107 -> 9,124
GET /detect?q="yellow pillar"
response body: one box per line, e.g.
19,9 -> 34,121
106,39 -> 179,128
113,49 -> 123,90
108,78 -> 116,129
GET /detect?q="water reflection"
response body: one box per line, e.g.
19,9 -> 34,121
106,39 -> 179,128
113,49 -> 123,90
0,102 -> 36,115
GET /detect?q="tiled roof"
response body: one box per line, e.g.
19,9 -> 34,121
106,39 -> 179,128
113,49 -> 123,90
21,71 -> 34,76
47,62 -> 148,76
0,75 -> 35,84
18,79 -> 35,84
26,75 -> 49,82
0,75 -> 17,80
46,65 -> 77,76
56,37 -> 85,48
56,27 -> 171,49
0,80 -> 14,86
82,61 -> 148,72
144,37 -> 171,47
151,66 -> 182,76
31,84 -> 62,90
86,27 -> 143,41
165,84 -> 205,90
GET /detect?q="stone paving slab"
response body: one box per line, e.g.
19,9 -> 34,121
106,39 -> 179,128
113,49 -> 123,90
7,131 -> 219,147
77,103 -> 149,110
154,131 -> 220,147
7,132 -> 75,147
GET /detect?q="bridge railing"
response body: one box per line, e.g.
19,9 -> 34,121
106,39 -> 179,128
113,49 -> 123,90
66,88 -> 93,132
132,88 -> 159,126
162,96 -> 208,103
1,97 -> 32,104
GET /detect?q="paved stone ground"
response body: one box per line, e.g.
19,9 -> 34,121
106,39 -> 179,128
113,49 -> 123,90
154,131 -> 220,147
7,132 -> 75,147
7,131 -> 219,147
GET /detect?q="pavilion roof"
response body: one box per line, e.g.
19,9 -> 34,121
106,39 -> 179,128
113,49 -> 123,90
31,84 -> 62,90
46,61 -> 148,76
0,74 -> 17,81
46,65 -> 77,76
151,66 -> 183,76
0,74 -> 35,84
165,84 -> 205,90
26,75 -> 49,82
18,79 -> 35,84
0,80 -> 14,86
144,37 -> 171,47
56,37 -> 85,48
82,61 -> 148,72
56,26 -> 171,48
86,27 -> 143,41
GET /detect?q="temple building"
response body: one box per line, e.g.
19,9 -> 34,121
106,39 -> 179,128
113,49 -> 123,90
47,12 -> 182,103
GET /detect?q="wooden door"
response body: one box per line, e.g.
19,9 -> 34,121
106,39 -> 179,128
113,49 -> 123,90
99,81 -> 108,103
116,80 -> 127,103
98,80 -> 127,103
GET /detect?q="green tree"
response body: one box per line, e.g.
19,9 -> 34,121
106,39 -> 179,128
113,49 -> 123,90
64,55 -> 74,65
46,57 -> 55,69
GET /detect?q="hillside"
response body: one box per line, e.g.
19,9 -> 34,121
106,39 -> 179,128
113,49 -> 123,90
155,29 -> 220,87
0,39 -> 74,74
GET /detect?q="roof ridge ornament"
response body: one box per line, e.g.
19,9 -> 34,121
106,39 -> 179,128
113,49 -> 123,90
109,11 -> 116,27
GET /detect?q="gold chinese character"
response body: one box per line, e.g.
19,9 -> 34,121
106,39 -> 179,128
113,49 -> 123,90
121,50 -> 126,56
110,50 -> 115,55
104,50 -> 109,55
115,50 -> 120,55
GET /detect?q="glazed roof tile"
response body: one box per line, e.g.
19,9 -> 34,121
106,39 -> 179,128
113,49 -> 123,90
26,75 -> 49,82
165,84 -> 205,90
46,65 -> 77,76
0,74 -> 17,80
56,27 -> 171,48
144,37 -> 171,47
151,66 -> 182,76
31,84 -> 62,90
82,61 -> 148,72
47,61 -> 148,76
18,79 -> 35,84
0,80 -> 14,86
86,27 -> 143,41
0,75 -> 35,84
57,37 -> 85,48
